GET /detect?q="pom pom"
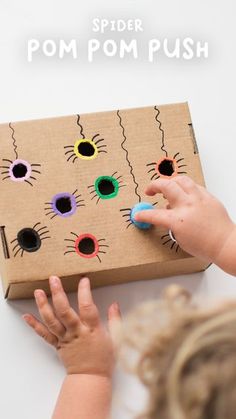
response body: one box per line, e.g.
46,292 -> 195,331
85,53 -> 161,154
130,202 -> 154,230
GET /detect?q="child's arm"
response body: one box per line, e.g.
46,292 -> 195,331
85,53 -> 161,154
22,276 -> 121,419
214,228 -> 236,275
134,176 -> 236,275
52,374 -> 112,419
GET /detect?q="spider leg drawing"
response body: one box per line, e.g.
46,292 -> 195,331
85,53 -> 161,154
64,133 -> 107,163
88,172 -> 126,204
44,189 -> 85,219
11,222 -> 50,257
146,152 -> 187,180
64,232 -> 109,263
161,232 -> 180,253
0,159 -> 41,186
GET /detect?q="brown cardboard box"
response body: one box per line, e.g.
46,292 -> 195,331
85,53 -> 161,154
0,102 -> 208,299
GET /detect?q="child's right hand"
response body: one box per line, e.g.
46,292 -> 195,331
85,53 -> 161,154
134,176 -> 236,267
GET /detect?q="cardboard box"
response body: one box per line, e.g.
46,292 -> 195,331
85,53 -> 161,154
0,102 -> 209,299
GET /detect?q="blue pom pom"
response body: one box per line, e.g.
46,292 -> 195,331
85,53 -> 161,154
130,202 -> 154,230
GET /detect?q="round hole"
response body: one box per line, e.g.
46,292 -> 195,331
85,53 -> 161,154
95,176 -> 119,200
12,163 -> 27,178
75,234 -> 99,258
51,192 -> 77,217
9,159 -> 31,182
74,139 -> 98,160
56,197 -> 72,214
157,158 -> 175,177
78,237 -> 95,255
17,228 -> 41,252
98,179 -> 115,195
78,141 -> 95,157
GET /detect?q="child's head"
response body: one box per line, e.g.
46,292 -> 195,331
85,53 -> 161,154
119,285 -> 236,419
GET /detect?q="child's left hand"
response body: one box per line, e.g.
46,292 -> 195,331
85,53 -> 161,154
22,276 -> 121,377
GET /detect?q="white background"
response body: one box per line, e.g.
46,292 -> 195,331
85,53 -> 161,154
0,1 -> 236,418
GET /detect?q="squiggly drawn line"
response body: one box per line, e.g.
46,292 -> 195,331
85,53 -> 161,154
154,106 -> 168,157
9,122 -> 18,159
117,110 -> 141,203
77,114 -> 85,139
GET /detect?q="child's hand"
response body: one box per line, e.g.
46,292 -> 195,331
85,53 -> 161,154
22,276 -> 121,377
135,176 -> 235,265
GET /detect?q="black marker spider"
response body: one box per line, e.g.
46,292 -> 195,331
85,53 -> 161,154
0,158 -> 41,186
64,232 -> 108,263
44,189 -> 85,219
161,231 -> 179,253
88,172 -> 126,204
11,222 -> 50,257
146,152 -> 187,181
64,134 -> 107,163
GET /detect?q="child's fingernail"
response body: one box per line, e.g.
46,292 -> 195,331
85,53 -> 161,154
49,276 -> 60,289
34,289 -> 45,302
22,314 -> 34,326
113,302 -> 119,310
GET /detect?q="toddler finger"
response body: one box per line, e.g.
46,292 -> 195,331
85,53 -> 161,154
145,178 -> 174,195
34,289 -> 66,338
173,175 -> 202,196
107,302 -> 122,329
134,208 -> 173,228
49,276 -> 80,330
22,313 -> 58,348
78,277 -> 100,328
145,179 -> 187,206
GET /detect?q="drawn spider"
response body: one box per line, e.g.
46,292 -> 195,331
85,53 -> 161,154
161,230 -> 179,253
120,201 -> 158,229
88,172 -> 126,204
64,134 -> 107,163
11,222 -> 50,257
146,152 -> 187,181
44,189 -> 85,219
0,158 -> 41,186
64,232 -> 108,263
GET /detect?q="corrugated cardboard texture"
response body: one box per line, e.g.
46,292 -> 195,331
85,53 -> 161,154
0,103 -> 208,299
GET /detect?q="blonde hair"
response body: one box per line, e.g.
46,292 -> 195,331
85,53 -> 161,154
118,285 -> 236,419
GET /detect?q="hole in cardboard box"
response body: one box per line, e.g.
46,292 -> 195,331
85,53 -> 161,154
94,176 -> 119,200
8,159 -> 32,182
78,141 -> 96,157
12,162 -> 28,178
75,233 -> 99,258
64,233 -> 108,262
17,228 -> 41,252
78,237 -> 95,255
46,191 -> 84,219
12,223 -> 50,257
64,135 -> 107,163
0,158 -> 41,185
56,196 -> 72,214
98,178 -> 115,195
158,158 -> 175,177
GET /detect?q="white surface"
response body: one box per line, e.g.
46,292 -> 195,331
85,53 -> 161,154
0,1 -> 236,418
